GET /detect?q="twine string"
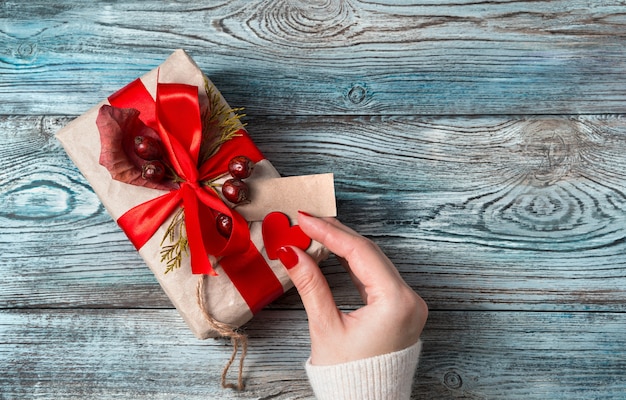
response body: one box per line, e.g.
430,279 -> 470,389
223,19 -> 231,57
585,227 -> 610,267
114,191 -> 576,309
196,274 -> 248,391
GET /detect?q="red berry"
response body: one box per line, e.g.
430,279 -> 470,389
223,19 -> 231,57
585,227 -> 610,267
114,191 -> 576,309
221,178 -> 249,204
228,155 -> 255,179
134,135 -> 163,160
141,160 -> 166,182
215,213 -> 233,238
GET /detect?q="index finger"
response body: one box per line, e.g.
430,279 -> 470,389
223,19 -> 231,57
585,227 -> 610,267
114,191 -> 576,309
297,213 -> 404,288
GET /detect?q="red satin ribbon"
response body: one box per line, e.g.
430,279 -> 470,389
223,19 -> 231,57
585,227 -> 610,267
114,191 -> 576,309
107,78 -> 284,312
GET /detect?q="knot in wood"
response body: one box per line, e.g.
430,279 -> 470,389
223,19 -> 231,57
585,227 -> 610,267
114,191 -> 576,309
348,84 -> 366,104
0,176 -> 100,222
16,41 -> 37,61
443,370 -> 463,389
251,0 -> 357,45
521,119 -> 581,186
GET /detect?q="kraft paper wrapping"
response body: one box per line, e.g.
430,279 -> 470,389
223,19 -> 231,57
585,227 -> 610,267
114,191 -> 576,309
56,49 -> 336,339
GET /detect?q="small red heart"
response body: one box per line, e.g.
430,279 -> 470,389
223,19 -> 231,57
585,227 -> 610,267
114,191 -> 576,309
262,212 -> 312,260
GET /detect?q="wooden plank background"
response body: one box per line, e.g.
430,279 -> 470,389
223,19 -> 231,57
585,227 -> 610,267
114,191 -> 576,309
1,1 -> 626,399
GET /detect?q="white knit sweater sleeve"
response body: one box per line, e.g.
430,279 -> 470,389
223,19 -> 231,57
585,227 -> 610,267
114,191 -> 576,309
305,340 -> 422,400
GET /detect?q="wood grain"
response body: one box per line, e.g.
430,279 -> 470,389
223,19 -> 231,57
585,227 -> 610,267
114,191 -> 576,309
0,309 -> 313,399
3,1 -> 626,398
2,1 -> 626,115
1,309 -> 624,399
252,114 -> 626,311
2,114 -> 626,312
0,116 -> 167,308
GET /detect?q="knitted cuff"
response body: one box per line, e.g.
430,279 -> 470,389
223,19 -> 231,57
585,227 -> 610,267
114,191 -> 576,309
305,340 -> 422,400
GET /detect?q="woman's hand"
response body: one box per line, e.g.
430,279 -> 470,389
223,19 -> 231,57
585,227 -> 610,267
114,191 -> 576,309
277,212 -> 428,365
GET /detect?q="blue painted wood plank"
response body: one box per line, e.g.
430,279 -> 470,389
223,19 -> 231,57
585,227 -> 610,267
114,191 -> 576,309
1,309 -> 625,399
2,115 -> 626,312
1,1 -> 626,115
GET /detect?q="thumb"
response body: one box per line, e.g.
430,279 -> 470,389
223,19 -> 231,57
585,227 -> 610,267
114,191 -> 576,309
277,246 -> 340,326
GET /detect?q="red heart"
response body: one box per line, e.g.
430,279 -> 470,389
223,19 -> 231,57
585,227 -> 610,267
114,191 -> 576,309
262,212 -> 312,260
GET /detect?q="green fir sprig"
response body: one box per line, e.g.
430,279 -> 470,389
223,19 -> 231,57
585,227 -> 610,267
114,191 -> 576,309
198,77 -> 247,166
160,208 -> 189,274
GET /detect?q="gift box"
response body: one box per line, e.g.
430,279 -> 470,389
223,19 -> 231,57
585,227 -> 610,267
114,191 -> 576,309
56,49 -> 336,340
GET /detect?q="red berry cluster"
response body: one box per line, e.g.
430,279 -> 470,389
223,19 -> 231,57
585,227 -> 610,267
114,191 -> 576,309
134,135 -> 256,240
215,155 -> 255,238
134,135 -> 166,182
221,156 -> 254,203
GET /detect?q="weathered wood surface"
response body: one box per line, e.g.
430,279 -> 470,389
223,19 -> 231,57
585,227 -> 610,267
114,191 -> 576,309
2,1 -> 626,399
3,115 -> 626,311
2,309 -> 625,399
2,1 -> 626,116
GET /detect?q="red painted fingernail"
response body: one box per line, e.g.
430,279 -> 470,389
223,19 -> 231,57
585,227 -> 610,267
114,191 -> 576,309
298,210 -> 314,217
277,246 -> 299,269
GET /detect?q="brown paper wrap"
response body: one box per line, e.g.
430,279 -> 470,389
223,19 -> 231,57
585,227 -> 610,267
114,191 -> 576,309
55,49 -> 336,339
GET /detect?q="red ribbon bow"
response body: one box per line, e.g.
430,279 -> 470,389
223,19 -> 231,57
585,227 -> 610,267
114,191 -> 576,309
107,78 -> 283,313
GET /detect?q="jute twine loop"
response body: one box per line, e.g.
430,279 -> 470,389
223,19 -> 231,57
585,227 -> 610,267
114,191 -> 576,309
196,274 -> 248,391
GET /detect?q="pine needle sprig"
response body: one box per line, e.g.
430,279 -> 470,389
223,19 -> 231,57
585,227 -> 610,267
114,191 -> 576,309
160,207 -> 189,274
199,78 -> 247,165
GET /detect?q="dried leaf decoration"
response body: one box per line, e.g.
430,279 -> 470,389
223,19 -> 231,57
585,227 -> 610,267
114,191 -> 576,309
95,80 -> 248,274
96,104 -> 177,191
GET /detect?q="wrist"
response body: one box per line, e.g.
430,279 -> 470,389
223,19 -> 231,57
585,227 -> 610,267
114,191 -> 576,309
306,340 -> 423,400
